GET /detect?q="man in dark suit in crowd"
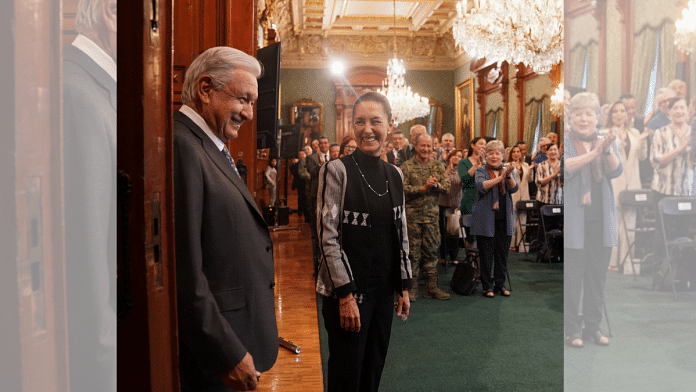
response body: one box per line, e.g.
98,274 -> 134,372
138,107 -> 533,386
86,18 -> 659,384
174,47 -> 278,391
305,136 -> 331,275
62,0 -> 117,390
387,130 -> 406,164
395,124 -> 426,166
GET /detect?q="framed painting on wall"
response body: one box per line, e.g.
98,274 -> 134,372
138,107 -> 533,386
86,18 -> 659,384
455,78 -> 475,149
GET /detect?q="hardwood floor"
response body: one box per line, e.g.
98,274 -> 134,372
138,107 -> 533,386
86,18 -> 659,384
257,207 -> 324,391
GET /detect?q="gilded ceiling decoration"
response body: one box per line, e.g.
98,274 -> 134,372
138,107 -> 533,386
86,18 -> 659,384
264,0 -> 469,70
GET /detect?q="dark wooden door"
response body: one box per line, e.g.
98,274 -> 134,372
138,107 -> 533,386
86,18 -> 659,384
117,0 -> 180,390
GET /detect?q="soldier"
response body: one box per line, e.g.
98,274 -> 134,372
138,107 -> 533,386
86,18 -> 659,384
402,133 -> 451,300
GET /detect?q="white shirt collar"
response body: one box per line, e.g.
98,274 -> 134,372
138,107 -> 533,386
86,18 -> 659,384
179,105 -> 226,151
71,34 -> 116,82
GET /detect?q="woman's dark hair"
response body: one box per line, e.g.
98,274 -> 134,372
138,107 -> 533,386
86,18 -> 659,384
507,145 -> 521,163
604,101 -> 626,128
668,97 -> 687,110
446,149 -> 463,166
353,91 -> 393,122
467,136 -> 487,157
339,135 -> 357,156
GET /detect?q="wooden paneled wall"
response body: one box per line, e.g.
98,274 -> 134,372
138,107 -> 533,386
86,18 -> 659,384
173,0 -> 264,204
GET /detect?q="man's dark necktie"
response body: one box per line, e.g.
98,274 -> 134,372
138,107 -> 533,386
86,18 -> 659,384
221,145 -> 240,177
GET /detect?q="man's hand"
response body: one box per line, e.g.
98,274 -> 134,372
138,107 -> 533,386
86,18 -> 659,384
221,352 -> 261,391
339,294 -> 361,332
425,174 -> 438,190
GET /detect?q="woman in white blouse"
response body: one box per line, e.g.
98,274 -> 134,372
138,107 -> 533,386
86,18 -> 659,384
535,143 -> 563,205
603,101 -> 648,270
508,145 -> 534,251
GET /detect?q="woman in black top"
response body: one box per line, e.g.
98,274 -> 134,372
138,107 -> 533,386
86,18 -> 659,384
316,92 -> 412,392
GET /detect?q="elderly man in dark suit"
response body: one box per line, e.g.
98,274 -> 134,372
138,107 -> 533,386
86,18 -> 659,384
62,0 -> 117,390
174,46 -> 278,391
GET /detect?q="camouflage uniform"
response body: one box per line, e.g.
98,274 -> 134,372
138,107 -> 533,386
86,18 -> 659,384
401,158 -> 450,282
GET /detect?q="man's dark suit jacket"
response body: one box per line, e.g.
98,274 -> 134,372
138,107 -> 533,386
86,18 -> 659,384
395,144 -> 416,167
63,44 -> 117,392
174,111 -> 278,389
305,152 -> 323,202
386,149 -> 397,165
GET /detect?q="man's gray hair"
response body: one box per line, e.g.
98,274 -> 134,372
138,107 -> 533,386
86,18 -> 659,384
76,0 -> 104,33
486,140 -> 506,160
442,133 -> 455,140
182,47 -> 263,104
569,92 -> 601,115
414,132 -> 432,145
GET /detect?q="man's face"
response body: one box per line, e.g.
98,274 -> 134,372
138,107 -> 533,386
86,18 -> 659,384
392,133 -> 405,149
311,140 -> 319,153
410,129 -> 425,145
547,133 -> 558,145
442,135 -> 455,150
318,138 -> 330,154
415,135 -> 433,162
199,69 -> 257,142
518,143 -> 527,156
671,83 -> 687,99
299,150 -> 306,160
539,138 -> 551,153
621,98 -> 637,118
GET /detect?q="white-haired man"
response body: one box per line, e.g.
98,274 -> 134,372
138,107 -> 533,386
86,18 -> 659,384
63,0 -> 117,390
174,47 -> 278,391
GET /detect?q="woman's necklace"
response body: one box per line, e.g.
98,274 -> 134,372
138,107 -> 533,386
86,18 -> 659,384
352,155 -> 389,197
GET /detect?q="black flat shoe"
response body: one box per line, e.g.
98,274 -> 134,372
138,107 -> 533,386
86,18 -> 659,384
494,286 -> 510,296
565,334 -> 584,348
583,329 -> 609,346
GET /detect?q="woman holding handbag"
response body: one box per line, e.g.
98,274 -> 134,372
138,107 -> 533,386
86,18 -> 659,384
439,149 -> 464,265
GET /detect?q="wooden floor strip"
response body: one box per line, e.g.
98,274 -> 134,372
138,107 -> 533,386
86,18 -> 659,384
257,209 -> 324,391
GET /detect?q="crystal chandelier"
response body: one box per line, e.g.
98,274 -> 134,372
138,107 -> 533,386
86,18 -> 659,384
377,0 -> 429,125
550,82 -> 564,117
452,0 -> 563,74
675,0 -> 696,54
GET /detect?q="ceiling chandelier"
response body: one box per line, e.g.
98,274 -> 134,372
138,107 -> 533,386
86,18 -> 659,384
452,0 -> 563,74
377,0 -> 429,125
675,0 -> 696,54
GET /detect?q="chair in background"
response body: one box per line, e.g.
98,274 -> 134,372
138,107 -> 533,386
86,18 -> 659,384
657,197 -> 696,300
618,189 -> 657,278
515,200 -> 541,253
537,204 -> 563,268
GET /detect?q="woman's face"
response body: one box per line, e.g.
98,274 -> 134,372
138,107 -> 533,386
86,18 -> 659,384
610,103 -> 627,127
486,148 -> 504,167
570,106 -> 598,136
343,140 -> 357,156
547,144 -> 559,160
474,138 -> 487,156
451,151 -> 463,167
669,99 -> 688,125
511,147 -> 521,162
353,101 -> 391,156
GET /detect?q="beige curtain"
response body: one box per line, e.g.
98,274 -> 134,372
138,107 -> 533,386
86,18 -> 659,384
524,100 -> 541,147
631,22 -> 662,114
540,96 -> 552,137
587,40 -> 599,94
660,21 -> 677,90
569,44 -> 586,88
486,110 -> 497,137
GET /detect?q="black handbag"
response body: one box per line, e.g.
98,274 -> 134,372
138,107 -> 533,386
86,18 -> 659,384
450,254 -> 479,296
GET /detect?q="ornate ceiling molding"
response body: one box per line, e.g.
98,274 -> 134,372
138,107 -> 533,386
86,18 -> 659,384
271,0 -> 466,70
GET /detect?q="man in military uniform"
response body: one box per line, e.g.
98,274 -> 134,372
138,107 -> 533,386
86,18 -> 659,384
401,133 -> 451,300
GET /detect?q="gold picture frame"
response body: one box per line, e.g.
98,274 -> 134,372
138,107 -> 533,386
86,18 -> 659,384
455,78 -> 475,149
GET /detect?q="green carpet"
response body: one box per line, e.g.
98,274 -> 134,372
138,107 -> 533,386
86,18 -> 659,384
318,252 -> 564,391
564,271 -> 696,392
